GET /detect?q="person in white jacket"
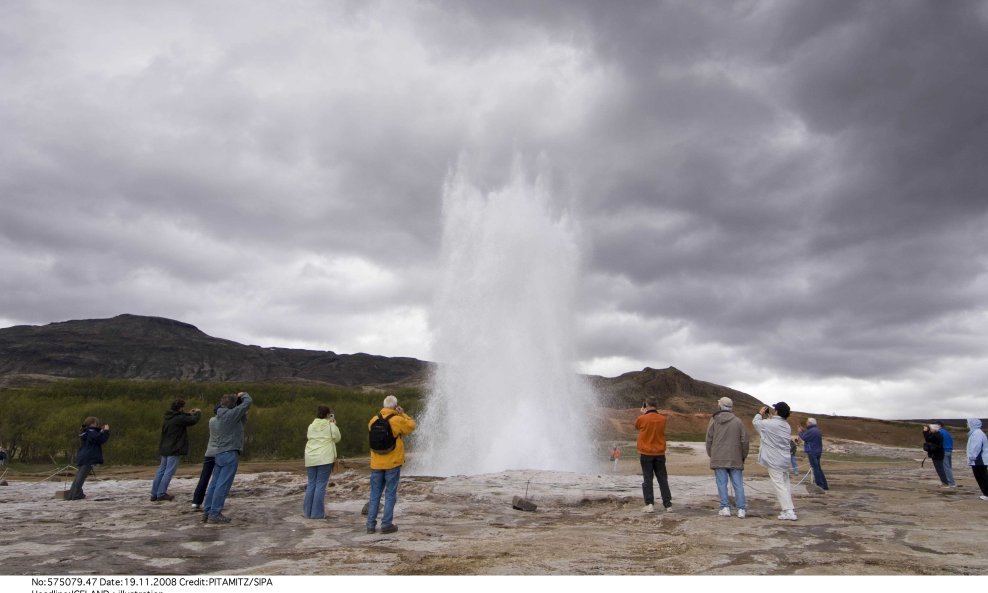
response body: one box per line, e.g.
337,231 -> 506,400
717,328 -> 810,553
966,418 -> 988,500
303,406 -> 342,519
753,402 -> 797,521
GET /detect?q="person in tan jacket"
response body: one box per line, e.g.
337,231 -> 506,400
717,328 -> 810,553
705,397 -> 749,518
635,400 -> 672,512
365,395 -> 416,534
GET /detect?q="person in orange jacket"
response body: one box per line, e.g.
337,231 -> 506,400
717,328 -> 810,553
635,400 -> 672,513
365,394 -> 416,534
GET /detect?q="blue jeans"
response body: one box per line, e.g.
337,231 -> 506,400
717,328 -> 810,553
303,463 -> 334,519
151,455 -> 180,497
367,466 -> 401,529
943,452 -> 955,486
790,455 -> 799,474
67,464 -> 93,500
714,468 -> 746,510
808,453 -> 829,490
203,450 -> 239,517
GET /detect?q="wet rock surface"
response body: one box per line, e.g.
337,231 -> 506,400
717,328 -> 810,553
1,441 -> 985,575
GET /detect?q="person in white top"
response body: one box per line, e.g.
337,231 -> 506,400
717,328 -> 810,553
752,402 -> 797,521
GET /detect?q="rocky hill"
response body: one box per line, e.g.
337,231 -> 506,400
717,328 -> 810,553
0,314 -> 430,387
590,365 -> 764,415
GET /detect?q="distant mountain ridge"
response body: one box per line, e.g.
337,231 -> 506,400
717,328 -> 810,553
0,314 -> 430,387
0,314 -> 765,413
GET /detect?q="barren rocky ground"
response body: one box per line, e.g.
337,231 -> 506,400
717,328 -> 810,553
1,439 -> 986,575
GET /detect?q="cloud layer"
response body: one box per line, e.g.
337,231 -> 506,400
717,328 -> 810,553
2,1 -> 987,419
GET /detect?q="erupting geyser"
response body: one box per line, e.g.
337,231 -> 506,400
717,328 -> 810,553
410,163 -> 597,476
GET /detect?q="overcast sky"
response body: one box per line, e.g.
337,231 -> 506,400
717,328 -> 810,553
2,1 -> 987,420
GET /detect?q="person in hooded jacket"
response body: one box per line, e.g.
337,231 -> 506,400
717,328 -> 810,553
150,399 -> 201,502
66,417 -> 110,501
753,402 -> 797,521
965,418 -> 988,500
303,406 -> 342,519
705,397 -> 749,518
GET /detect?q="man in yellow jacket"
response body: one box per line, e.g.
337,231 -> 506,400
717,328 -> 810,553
366,394 -> 416,534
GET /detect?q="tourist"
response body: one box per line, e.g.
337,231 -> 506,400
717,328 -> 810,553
201,392 -> 252,524
191,455 -> 215,512
0,447 -> 7,466
303,406 -> 342,519
66,417 -> 110,501
937,422 -> 957,487
150,399 -> 202,502
191,403 -> 221,512
635,399 -> 672,513
922,424 -> 949,487
789,438 -> 799,475
705,396 -> 748,518
366,395 -> 416,534
610,445 -> 622,470
965,418 -> 988,501
753,403 -> 797,521
798,418 -> 829,491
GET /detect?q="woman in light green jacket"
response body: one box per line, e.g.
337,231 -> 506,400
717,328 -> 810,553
303,406 -> 342,519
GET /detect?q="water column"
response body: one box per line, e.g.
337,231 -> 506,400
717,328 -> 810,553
410,163 -> 597,476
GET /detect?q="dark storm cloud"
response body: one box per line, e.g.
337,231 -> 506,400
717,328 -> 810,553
2,1 -> 986,417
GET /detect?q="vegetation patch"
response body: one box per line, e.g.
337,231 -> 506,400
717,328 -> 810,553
0,379 -> 423,464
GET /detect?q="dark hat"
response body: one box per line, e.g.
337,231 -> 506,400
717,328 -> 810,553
773,402 -> 791,418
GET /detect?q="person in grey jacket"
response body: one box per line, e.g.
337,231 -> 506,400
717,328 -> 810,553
753,402 -> 797,521
201,392 -> 252,524
705,397 -> 749,518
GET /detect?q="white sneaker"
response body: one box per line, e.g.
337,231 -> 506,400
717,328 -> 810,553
718,507 -> 731,517
643,504 -> 654,513
980,496 -> 988,501
737,509 -> 746,519
784,510 -> 798,521
664,505 -> 672,513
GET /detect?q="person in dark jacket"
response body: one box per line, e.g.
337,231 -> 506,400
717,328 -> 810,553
66,417 -> 110,500
150,399 -> 201,502
923,424 -> 949,486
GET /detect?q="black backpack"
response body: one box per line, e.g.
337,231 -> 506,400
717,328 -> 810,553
369,413 -> 397,454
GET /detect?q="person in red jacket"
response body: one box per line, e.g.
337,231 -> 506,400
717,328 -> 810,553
635,400 -> 672,513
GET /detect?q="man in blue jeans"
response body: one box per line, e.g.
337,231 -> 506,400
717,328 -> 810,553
202,392 -> 252,524
705,397 -> 749,518
366,395 -> 416,534
150,399 -> 201,502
